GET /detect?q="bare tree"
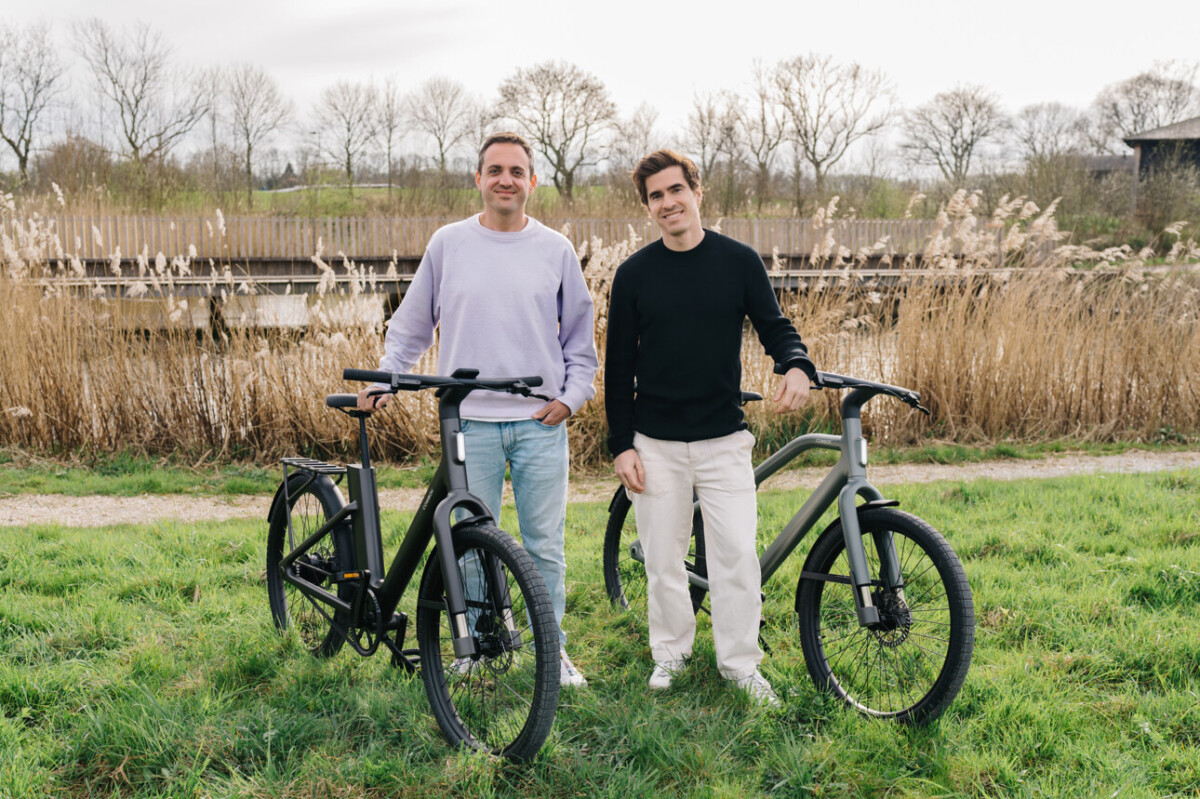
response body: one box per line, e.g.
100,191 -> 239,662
195,66 -> 226,200
227,63 -> 293,208
738,63 -> 787,212
903,85 -> 1006,186
685,90 -> 740,179
0,21 -> 66,185
1009,103 -> 1092,203
314,79 -> 378,193
495,60 -> 616,200
470,103 -> 502,150
773,53 -> 895,199
608,102 -> 660,174
685,90 -> 743,213
406,76 -> 475,175
1092,60 -> 1199,148
73,19 -> 205,166
1013,102 -> 1084,162
375,76 -> 406,195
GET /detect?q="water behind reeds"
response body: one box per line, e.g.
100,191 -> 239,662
3,191 -> 1198,466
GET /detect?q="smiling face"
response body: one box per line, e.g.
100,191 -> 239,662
475,141 -> 536,226
644,165 -> 703,242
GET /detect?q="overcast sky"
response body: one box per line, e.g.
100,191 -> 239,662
6,0 -> 1200,167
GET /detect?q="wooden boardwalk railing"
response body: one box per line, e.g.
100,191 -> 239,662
5,215 -> 950,262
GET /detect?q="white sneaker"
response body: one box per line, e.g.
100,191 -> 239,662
732,670 -> 781,707
560,650 -> 588,688
648,658 -> 687,690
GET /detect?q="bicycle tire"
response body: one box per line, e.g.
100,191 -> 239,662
602,488 -> 708,616
266,472 -> 354,657
416,523 -> 559,761
795,507 -> 974,724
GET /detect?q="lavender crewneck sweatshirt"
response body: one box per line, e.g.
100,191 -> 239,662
378,214 -> 598,419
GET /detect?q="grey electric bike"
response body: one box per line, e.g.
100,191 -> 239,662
603,372 -> 974,724
266,367 -> 559,761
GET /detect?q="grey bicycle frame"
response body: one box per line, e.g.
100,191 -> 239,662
633,381 -> 910,626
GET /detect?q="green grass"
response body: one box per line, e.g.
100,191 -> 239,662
3,442 -> 1196,499
2,468 -> 1199,796
0,450 -> 438,497
151,184 -> 618,219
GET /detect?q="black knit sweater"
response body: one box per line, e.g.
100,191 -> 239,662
604,230 -> 816,455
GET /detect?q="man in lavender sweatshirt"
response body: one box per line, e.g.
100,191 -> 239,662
355,132 -> 598,687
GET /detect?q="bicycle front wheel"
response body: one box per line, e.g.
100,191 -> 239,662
796,507 -> 974,724
416,523 -> 559,761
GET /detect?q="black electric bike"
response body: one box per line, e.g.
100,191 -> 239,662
266,367 -> 559,761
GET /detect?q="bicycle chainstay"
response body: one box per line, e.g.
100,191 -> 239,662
295,571 -> 388,658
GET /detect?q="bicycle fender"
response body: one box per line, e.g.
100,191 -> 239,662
855,498 -> 900,511
809,498 -> 901,547
796,499 -> 902,609
267,472 -> 346,523
608,486 -> 630,514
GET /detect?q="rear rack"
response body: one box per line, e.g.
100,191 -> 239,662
281,457 -> 347,476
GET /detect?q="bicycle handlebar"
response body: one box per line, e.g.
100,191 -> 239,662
342,368 -> 548,398
813,371 -> 930,415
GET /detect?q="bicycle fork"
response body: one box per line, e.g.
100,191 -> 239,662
837,414 -> 904,627
432,411 -> 524,659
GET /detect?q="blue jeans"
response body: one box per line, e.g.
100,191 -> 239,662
458,418 -> 569,646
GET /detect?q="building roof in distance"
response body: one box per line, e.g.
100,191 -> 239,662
1124,116 -> 1200,144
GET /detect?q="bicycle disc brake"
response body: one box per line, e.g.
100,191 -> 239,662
870,588 -> 913,647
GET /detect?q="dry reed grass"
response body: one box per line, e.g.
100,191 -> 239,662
2,189 -> 1198,468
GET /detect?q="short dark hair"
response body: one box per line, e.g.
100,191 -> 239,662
631,149 -> 702,205
477,132 -> 535,175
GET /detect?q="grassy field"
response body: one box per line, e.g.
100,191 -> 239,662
2,468 -> 1198,797
76,184 -> 640,220
0,450 -> 440,498
1,440 -> 1191,499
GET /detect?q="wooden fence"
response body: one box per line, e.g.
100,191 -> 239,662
5,215 -> 954,262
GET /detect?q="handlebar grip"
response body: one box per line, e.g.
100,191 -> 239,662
343,368 -> 395,384
522,376 -> 543,388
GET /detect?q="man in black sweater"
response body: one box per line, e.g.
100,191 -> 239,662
605,150 -> 817,706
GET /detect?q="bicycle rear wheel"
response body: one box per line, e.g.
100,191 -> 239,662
602,488 -> 708,616
416,523 -> 559,761
266,473 -> 353,657
795,507 -> 974,723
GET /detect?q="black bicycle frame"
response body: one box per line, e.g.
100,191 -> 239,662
280,383 -> 497,659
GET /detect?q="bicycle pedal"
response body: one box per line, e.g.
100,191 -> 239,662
386,612 -> 407,631
333,570 -> 370,583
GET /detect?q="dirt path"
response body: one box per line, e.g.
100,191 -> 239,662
3,450 -> 1199,529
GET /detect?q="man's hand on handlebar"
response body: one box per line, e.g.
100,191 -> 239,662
773,367 -> 811,413
356,386 -> 393,412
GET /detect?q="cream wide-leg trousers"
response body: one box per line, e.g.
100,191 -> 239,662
630,429 -> 763,680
